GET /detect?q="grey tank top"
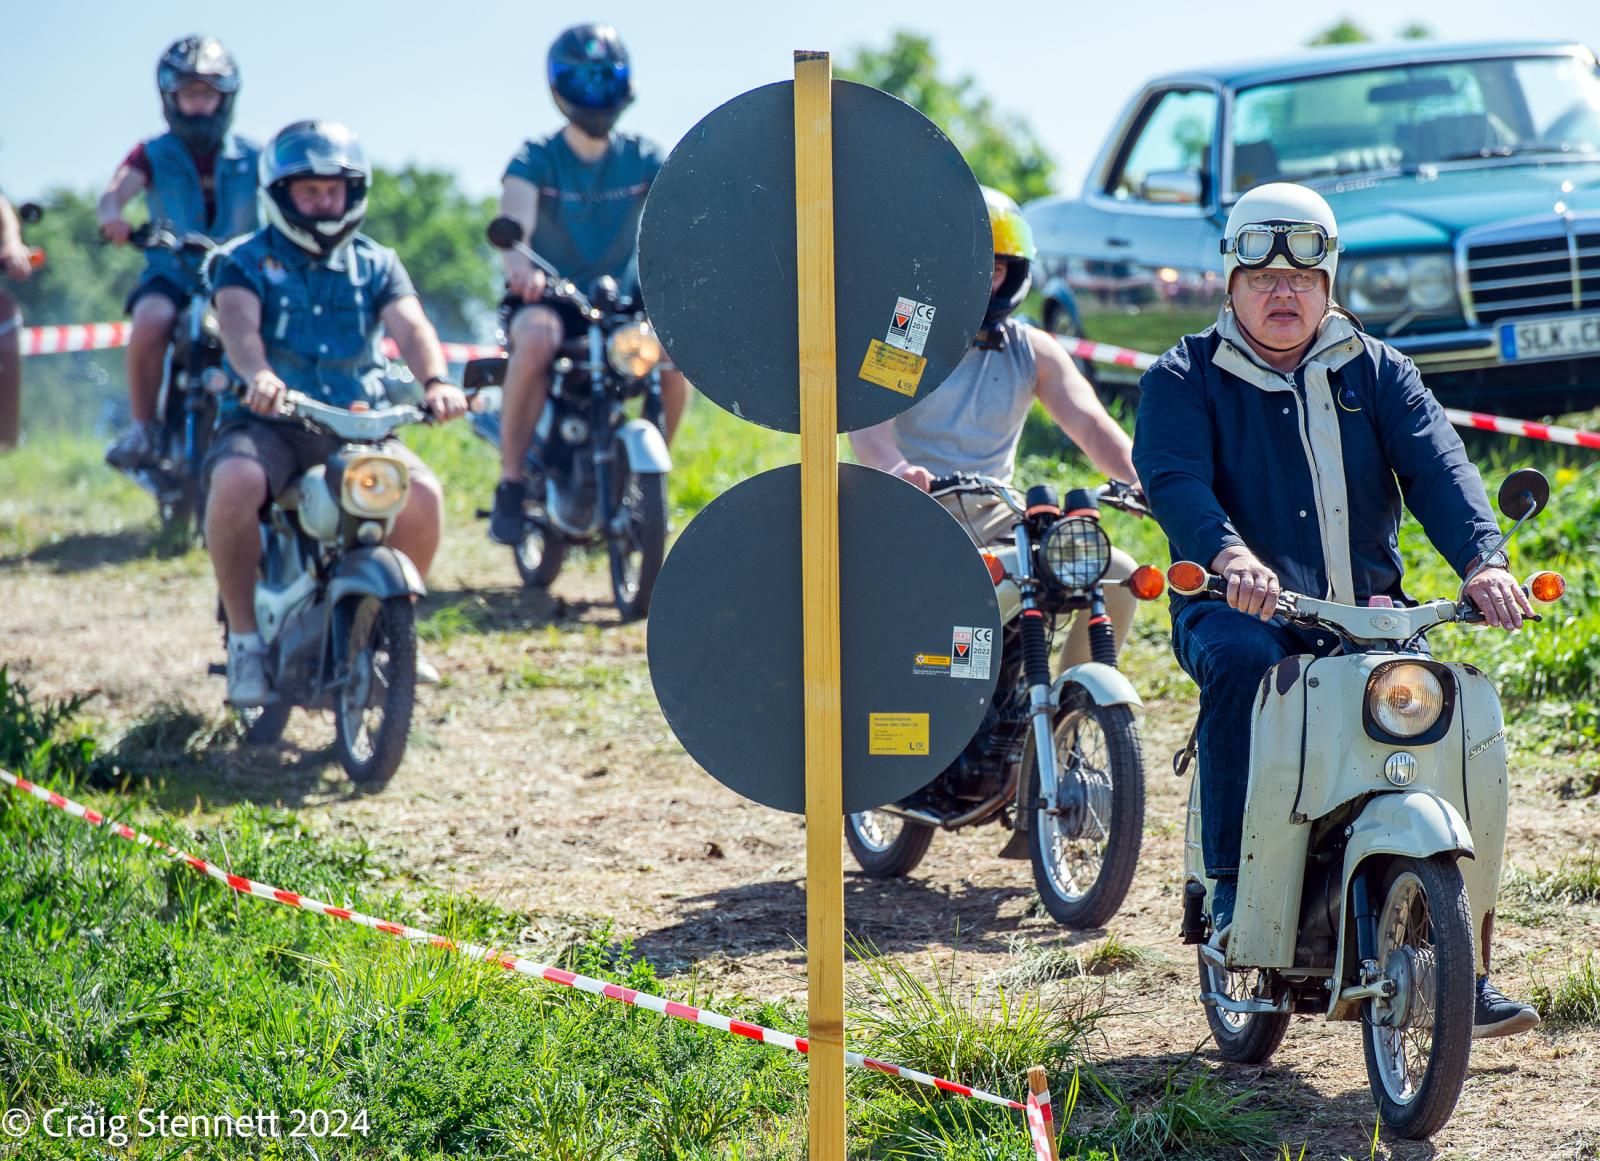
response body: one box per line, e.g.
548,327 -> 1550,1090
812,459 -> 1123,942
889,318 -> 1038,484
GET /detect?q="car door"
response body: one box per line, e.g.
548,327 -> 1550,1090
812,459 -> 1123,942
1083,85 -> 1225,374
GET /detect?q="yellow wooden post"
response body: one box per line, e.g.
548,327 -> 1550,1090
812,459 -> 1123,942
793,48 -> 845,1160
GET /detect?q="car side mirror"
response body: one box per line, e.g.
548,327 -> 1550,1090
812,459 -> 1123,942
1140,170 -> 1204,206
1497,468 -> 1549,521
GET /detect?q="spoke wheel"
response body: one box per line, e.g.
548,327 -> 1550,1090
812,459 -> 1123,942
1198,948 -> 1291,1063
334,596 -> 416,786
608,468 -> 667,621
1361,857 -> 1474,1140
845,810 -> 936,878
1025,699 -> 1145,928
514,523 -> 566,589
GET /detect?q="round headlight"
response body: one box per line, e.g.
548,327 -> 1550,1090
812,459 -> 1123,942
342,455 -> 410,517
1406,255 -> 1456,311
1342,258 -> 1409,314
606,321 -> 664,379
1041,516 -> 1111,589
1368,663 -> 1445,739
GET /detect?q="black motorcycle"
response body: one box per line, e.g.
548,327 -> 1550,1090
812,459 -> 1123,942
469,216 -> 672,620
215,392 -> 437,785
110,223 -> 230,537
845,476 -> 1166,929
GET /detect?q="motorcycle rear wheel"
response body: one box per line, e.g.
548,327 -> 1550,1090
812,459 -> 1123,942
1361,856 -> 1474,1141
845,810 -> 936,878
334,596 -> 417,786
1197,951 -> 1291,1064
514,525 -> 566,589
1025,698 -> 1145,928
609,469 -> 667,621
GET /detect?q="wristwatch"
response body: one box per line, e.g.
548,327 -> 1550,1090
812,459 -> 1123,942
422,376 -> 453,391
1474,549 -> 1510,573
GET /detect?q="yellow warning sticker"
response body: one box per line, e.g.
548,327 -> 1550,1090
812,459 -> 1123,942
869,712 -> 930,756
858,339 -> 927,397
912,653 -> 952,677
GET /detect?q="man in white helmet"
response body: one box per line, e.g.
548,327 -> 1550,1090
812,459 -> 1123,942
1133,181 -> 1539,1038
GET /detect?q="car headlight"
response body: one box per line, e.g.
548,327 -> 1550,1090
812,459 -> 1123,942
1040,517 -> 1111,589
341,454 -> 410,518
1365,661 -> 1449,742
606,321 -> 664,378
1339,254 -> 1457,317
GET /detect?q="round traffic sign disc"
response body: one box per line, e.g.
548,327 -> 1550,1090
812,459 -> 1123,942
648,464 -> 1002,815
639,80 -> 992,435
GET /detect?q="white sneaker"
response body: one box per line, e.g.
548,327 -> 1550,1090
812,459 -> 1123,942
416,654 -> 440,685
226,635 -> 277,707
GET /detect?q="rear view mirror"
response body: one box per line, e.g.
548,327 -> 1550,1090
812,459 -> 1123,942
1140,170 -> 1205,206
486,217 -> 523,250
18,202 -> 43,224
462,357 -> 507,390
1497,468 -> 1549,521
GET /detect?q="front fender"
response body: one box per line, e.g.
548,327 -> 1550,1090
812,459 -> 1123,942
326,546 -> 425,607
1050,661 -> 1142,711
616,418 -> 672,473
1327,790 -> 1474,1018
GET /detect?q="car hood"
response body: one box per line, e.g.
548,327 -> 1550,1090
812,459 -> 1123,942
1325,160 -> 1600,251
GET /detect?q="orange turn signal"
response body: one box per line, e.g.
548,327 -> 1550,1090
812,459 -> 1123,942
1528,571 -> 1567,603
27,247 -> 45,270
1127,564 -> 1165,601
980,551 -> 1006,586
1167,561 -> 1207,596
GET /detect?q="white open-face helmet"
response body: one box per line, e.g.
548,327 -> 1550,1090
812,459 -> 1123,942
1222,182 -> 1339,291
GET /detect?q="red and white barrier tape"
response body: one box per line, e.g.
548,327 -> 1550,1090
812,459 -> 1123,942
16,323 -> 502,365
0,768 -> 1054,1158
1025,1084 -> 1056,1157
18,322 -> 132,356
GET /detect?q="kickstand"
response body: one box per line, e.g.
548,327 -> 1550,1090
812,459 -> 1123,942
1173,719 -> 1199,778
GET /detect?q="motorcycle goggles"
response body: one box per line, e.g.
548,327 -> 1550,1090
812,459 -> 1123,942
1222,221 -> 1333,269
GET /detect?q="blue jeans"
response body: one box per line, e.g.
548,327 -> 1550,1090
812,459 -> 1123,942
1171,600 -> 1340,878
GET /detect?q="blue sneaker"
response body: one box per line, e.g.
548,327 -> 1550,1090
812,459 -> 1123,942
1210,876 -> 1237,936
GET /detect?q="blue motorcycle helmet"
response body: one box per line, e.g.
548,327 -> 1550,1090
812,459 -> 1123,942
547,23 -> 633,138
259,120 -> 371,257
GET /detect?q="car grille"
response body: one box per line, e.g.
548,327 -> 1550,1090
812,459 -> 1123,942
1461,215 -> 1600,326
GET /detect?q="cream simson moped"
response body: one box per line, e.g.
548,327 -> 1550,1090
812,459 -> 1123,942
1170,469 -> 1564,1141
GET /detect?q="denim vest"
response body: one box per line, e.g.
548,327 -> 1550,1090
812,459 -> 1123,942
142,131 -> 260,288
214,228 -> 407,413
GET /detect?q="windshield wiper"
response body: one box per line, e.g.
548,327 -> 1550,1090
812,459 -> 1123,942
1438,142 -> 1599,163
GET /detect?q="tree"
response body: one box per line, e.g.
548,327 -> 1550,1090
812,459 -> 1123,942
1307,19 -> 1372,46
837,32 -> 1056,203
1399,23 -> 1435,40
365,165 -> 499,342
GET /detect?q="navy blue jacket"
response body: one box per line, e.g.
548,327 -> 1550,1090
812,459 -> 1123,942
1133,315 -> 1501,610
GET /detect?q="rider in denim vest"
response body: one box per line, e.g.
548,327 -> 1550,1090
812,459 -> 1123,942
99,36 -> 260,468
204,121 -> 467,708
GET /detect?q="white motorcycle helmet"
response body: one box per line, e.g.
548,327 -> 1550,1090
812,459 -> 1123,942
1221,182 -> 1339,292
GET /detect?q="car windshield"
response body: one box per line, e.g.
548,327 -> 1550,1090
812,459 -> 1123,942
1230,54 -> 1600,191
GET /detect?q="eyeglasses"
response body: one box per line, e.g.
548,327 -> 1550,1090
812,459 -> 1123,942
1222,221 -> 1333,269
1240,270 -> 1322,293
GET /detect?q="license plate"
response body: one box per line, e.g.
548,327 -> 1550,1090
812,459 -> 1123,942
1501,311 -> 1600,361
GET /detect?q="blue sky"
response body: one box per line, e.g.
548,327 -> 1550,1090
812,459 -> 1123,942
4,0 -> 1599,202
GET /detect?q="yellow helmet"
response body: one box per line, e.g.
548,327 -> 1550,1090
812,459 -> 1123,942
984,186 -> 1036,262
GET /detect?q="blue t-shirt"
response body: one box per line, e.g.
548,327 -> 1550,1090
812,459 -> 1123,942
502,129 -> 663,293
212,226 -> 415,411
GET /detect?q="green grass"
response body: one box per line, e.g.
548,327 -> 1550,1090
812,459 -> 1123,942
1504,848 -> 1600,904
1529,954 -> 1600,1028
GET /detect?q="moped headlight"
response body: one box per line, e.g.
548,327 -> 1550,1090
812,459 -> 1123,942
606,321 -> 664,378
1366,661 -> 1447,741
341,454 -> 410,518
1041,516 -> 1111,589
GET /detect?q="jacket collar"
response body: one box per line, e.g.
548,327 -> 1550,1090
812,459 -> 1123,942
264,226 -> 352,272
1213,305 -> 1363,390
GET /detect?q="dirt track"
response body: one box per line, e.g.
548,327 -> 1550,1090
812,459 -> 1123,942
3,517 -> 1598,1160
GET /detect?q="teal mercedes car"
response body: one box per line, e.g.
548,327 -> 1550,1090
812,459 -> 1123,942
1025,41 -> 1600,416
